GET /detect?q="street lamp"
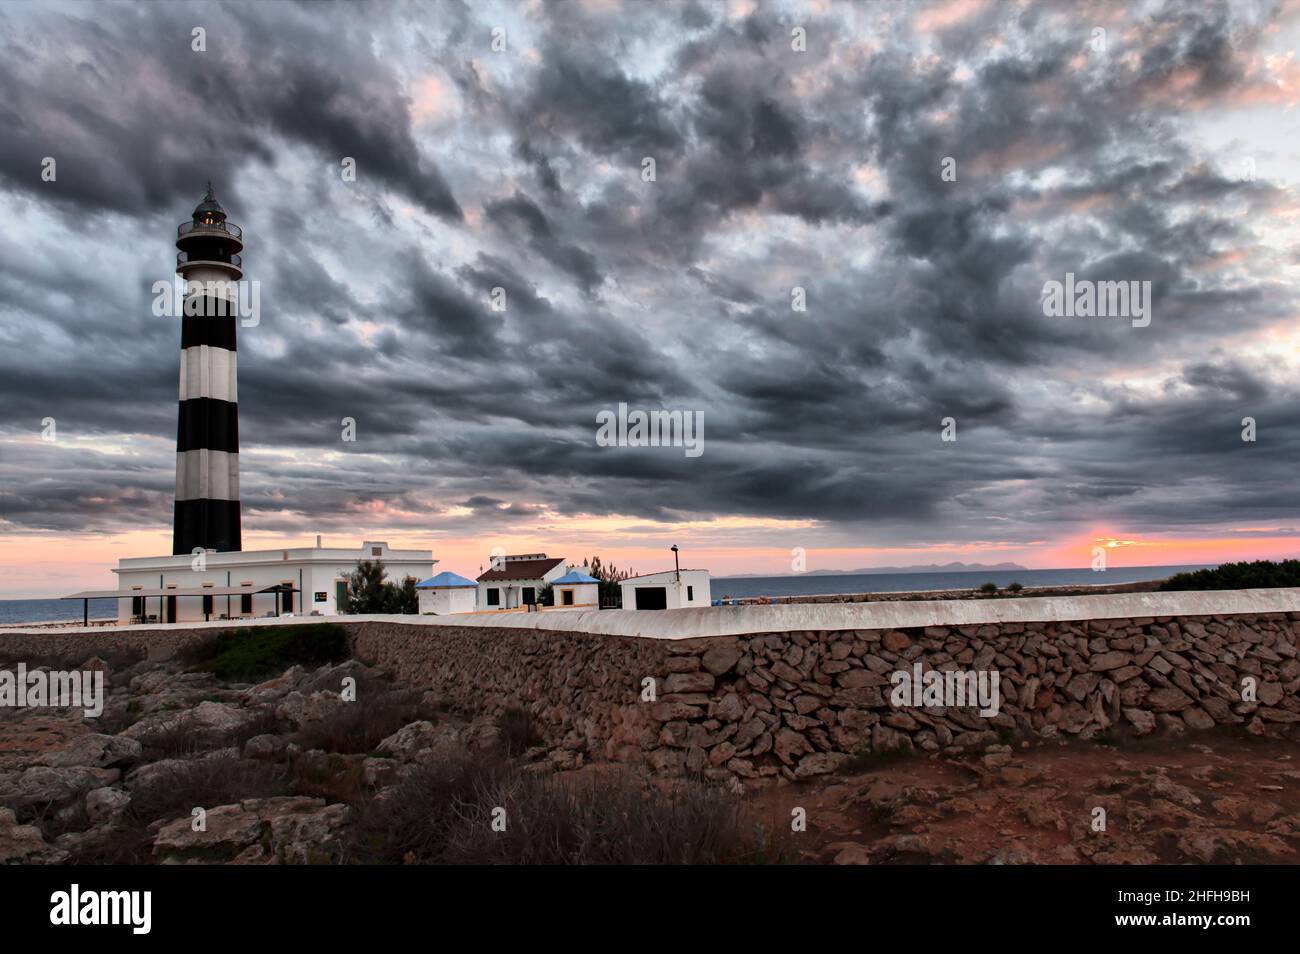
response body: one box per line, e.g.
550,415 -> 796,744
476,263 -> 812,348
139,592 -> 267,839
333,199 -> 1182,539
671,545 -> 680,583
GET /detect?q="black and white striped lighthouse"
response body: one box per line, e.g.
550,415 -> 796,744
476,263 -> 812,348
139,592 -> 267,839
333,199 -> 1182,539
173,184 -> 242,554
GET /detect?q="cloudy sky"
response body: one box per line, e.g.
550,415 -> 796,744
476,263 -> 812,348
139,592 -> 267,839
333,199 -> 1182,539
2,0 -> 1300,596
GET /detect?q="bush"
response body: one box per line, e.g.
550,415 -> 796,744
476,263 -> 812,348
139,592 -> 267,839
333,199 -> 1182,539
346,759 -> 782,865
292,688 -> 436,754
978,581 -> 998,594
1006,582 -> 1024,593
178,623 -> 348,681
1158,559 -> 1300,591
497,707 -> 541,756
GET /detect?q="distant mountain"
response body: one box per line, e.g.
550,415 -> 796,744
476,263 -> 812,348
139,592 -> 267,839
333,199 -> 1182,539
719,562 -> 1029,579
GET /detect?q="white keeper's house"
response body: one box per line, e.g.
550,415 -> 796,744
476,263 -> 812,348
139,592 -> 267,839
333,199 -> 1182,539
476,553 -> 566,610
619,569 -> 711,610
102,539 -> 434,624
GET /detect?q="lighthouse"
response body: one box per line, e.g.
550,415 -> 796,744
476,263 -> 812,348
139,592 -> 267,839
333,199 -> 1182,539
173,184 -> 242,554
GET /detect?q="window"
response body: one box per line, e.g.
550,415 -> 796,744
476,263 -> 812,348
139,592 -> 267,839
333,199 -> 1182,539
487,588 -> 500,606
523,587 -> 536,605
372,547 -> 382,556
241,594 -> 252,615
687,586 -> 694,601
562,589 -> 574,606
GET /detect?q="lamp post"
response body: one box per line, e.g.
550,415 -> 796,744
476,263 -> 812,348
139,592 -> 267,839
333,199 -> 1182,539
671,545 -> 680,583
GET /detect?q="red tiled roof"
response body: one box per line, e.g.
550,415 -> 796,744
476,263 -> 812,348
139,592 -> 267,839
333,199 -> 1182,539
477,557 -> 564,582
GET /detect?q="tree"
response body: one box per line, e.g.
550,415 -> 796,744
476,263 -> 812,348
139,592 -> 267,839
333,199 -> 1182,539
583,555 -> 636,607
536,582 -> 554,607
346,560 -> 389,613
345,560 -> 420,614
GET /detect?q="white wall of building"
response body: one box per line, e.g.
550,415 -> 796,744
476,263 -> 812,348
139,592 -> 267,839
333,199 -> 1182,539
418,587 -> 477,615
114,540 -> 433,623
552,581 -> 599,609
478,562 -> 567,611
619,570 -> 711,610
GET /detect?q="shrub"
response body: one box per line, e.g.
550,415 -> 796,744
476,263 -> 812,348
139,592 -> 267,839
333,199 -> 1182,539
978,581 -> 999,594
345,760 -> 782,865
292,688 -> 436,754
1159,559 -> 1300,591
1006,581 -> 1024,593
178,623 -> 348,681
497,706 -> 541,756
128,754 -> 291,826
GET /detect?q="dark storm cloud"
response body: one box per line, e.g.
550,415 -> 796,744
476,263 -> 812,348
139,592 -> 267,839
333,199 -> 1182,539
1,0 -> 1298,552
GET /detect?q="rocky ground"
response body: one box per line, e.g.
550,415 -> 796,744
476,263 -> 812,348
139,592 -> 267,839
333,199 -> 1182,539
1,648 -> 1296,864
752,729 -> 1300,864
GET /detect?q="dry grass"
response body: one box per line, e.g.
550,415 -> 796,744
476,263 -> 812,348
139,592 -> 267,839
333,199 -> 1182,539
345,758 -> 786,865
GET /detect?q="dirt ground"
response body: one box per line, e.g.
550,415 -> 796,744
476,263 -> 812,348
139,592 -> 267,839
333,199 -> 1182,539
746,728 -> 1300,864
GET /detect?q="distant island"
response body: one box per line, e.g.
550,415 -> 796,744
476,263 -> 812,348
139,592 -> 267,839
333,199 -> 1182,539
719,562 -> 1029,579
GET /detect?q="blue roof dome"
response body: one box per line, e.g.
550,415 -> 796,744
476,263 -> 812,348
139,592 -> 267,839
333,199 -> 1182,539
415,571 -> 477,589
552,570 -> 599,584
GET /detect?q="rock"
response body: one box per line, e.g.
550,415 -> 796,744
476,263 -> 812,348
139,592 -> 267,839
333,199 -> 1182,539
1183,707 -> 1215,730
1144,687 -> 1193,712
662,671 -> 715,694
1088,651 -> 1132,672
773,728 -> 813,766
1123,708 -> 1157,736
34,733 -> 142,769
0,807 -> 68,864
713,694 -> 745,722
701,646 -> 743,676
794,752 -> 848,778
153,796 -> 348,863
0,765 -> 119,809
376,721 -> 464,762
84,786 -> 131,823
882,631 -> 912,652
243,734 -> 287,760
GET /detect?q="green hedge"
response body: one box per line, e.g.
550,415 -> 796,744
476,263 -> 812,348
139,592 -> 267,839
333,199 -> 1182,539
1158,559 -> 1300,592
179,622 -> 349,681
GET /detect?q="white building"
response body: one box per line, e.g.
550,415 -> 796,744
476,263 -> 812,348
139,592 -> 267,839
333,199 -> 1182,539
476,553 -> 566,610
104,539 -> 434,623
415,571 -> 477,615
550,569 -> 600,609
619,569 -> 711,610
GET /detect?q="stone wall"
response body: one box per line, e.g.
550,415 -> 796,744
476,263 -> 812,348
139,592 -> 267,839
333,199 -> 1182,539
353,612 -> 1300,783
3,609 -> 1298,784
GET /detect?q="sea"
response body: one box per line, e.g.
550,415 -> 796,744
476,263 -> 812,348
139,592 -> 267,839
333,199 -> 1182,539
712,564 -> 1216,600
0,563 -> 1215,624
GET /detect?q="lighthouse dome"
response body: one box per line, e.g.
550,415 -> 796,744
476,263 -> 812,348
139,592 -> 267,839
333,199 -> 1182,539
192,183 -> 226,223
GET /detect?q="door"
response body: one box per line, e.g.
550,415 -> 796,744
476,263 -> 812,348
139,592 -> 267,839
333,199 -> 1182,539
166,595 -> 177,623
634,587 -> 668,610
335,580 -> 348,613
523,587 -> 536,605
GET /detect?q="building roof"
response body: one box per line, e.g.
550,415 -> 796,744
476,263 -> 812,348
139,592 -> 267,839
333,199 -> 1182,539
62,583 -> 296,600
192,182 -> 226,219
477,557 -> 564,582
620,569 -> 709,584
416,571 -> 477,589
553,570 -> 599,585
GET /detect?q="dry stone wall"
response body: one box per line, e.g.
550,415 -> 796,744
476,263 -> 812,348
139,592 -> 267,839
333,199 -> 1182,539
351,612 -> 1300,783
3,610 -> 1297,784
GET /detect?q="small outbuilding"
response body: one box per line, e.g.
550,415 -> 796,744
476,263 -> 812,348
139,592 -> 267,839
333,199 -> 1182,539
549,569 -> 600,609
416,571 -> 478,615
619,569 -> 711,610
